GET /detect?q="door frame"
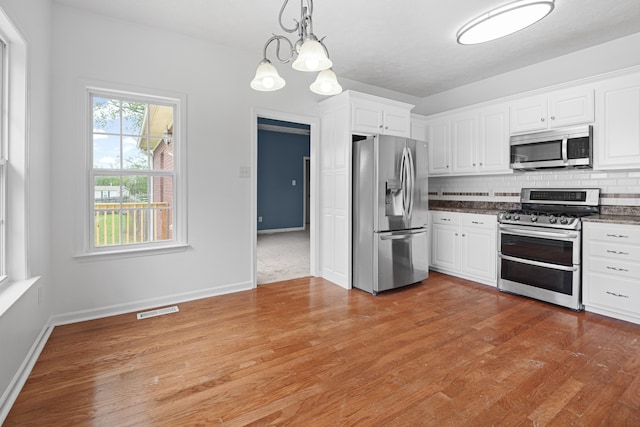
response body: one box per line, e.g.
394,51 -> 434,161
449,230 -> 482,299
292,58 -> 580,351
303,156 -> 310,229
251,108 -> 319,288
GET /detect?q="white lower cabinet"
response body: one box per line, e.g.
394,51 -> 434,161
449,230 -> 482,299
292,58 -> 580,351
430,211 -> 497,286
583,222 -> 640,325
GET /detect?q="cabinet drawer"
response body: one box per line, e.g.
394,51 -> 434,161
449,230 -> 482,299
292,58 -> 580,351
588,257 -> 640,279
431,211 -> 460,225
588,241 -> 640,262
585,273 -> 640,316
461,213 -> 496,229
587,225 -> 640,243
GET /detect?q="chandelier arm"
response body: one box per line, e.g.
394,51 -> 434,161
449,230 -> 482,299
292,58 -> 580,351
262,35 -> 296,64
278,0 -> 299,34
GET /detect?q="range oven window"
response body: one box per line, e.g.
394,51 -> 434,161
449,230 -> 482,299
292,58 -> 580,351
501,259 -> 574,295
500,233 -> 574,266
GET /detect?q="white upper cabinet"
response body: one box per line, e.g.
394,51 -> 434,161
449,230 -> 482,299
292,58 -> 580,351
594,71 -> 640,170
426,118 -> 451,175
410,114 -> 429,142
350,95 -> 412,137
451,113 -> 477,174
478,103 -> 511,173
425,103 -> 511,176
510,87 -> 594,133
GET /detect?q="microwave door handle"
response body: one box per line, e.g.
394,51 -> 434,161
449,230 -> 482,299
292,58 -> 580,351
562,137 -> 568,162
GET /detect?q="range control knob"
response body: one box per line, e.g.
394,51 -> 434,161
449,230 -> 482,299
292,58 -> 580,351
530,214 -> 538,222
513,214 -> 520,221
504,213 -> 512,220
560,216 -> 568,225
549,215 -> 557,224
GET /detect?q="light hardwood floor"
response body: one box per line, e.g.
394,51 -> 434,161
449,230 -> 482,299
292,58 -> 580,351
6,272 -> 640,426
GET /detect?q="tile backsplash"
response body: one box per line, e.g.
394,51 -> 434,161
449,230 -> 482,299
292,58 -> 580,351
429,169 -> 640,207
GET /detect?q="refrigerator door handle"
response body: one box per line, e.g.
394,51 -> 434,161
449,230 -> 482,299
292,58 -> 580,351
406,146 -> 415,219
379,229 -> 428,240
380,231 -> 427,240
400,147 -> 410,221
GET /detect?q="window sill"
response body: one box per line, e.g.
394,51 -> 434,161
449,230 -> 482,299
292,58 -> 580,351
0,276 -> 40,318
74,243 -> 190,262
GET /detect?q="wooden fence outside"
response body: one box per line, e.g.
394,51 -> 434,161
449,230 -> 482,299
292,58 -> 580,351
94,202 -> 171,246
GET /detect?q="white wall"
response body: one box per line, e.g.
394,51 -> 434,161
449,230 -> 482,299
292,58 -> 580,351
49,4 -> 340,320
0,0 -> 52,420
415,32 -> 640,115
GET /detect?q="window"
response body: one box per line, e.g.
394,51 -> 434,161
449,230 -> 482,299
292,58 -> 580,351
0,39 -> 5,282
88,89 -> 184,253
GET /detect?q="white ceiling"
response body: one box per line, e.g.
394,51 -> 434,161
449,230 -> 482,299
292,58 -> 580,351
53,0 -> 640,98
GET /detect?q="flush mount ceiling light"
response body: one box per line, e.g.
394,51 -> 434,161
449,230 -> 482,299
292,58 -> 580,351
250,0 -> 342,95
456,0 -> 555,45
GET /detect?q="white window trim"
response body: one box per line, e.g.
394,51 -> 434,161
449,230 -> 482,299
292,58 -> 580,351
75,82 -> 188,260
0,5 -> 35,316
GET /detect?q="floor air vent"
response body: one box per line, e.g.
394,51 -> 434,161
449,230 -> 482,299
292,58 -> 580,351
137,305 -> 179,320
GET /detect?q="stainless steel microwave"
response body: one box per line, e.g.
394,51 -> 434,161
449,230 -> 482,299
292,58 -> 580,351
510,125 -> 593,170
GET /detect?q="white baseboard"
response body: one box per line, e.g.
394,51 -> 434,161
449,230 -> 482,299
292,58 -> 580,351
51,280 -> 253,326
257,226 -> 305,234
0,319 -> 54,425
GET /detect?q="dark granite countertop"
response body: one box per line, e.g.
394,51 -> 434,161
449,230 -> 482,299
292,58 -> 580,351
429,207 -> 502,216
429,201 -> 640,225
582,214 -> 640,226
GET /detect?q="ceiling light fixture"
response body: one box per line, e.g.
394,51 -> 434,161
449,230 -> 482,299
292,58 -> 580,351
456,0 -> 555,45
250,0 -> 342,96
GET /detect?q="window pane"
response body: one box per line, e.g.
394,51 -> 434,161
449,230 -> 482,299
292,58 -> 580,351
122,101 -> 146,136
151,175 -> 173,242
93,134 -> 121,169
123,136 -> 150,170
124,174 -> 149,203
93,97 -> 121,135
94,176 -> 123,246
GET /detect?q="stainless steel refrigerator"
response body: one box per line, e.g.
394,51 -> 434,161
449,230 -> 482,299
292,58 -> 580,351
352,135 -> 429,295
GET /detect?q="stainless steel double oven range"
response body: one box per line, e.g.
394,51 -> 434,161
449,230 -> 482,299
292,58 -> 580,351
498,188 -> 600,311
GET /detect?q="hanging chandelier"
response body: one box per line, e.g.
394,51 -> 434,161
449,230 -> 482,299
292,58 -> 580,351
250,0 -> 342,96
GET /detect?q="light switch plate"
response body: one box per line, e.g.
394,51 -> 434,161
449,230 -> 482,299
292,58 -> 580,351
239,166 -> 250,178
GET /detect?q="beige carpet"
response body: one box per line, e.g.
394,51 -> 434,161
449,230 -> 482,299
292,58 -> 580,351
257,229 -> 310,284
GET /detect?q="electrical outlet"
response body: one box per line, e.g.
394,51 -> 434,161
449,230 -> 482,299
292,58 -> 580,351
292,180 -> 296,186
258,216 -> 263,223
239,166 -> 250,178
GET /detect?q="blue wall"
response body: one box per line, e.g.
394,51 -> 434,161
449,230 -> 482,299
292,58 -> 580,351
257,119 -> 310,231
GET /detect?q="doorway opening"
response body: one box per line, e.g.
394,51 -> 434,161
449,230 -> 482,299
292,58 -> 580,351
253,112 -> 318,286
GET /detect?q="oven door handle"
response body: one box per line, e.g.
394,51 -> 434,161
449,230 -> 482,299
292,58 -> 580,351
499,225 -> 579,240
499,253 -> 578,272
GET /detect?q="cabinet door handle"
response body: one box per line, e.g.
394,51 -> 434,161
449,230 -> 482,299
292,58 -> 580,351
455,233 -> 458,236
541,117 -> 545,122
606,250 -> 630,255
462,234 -> 466,237
606,266 -> 629,272
606,291 -> 630,299
550,116 -> 556,120
606,234 -> 629,238
471,221 -> 484,225
441,218 -> 451,221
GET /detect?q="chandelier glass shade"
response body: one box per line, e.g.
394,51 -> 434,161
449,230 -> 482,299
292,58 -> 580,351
457,0 -> 555,45
310,69 -> 342,95
250,60 -> 287,91
250,0 -> 341,95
